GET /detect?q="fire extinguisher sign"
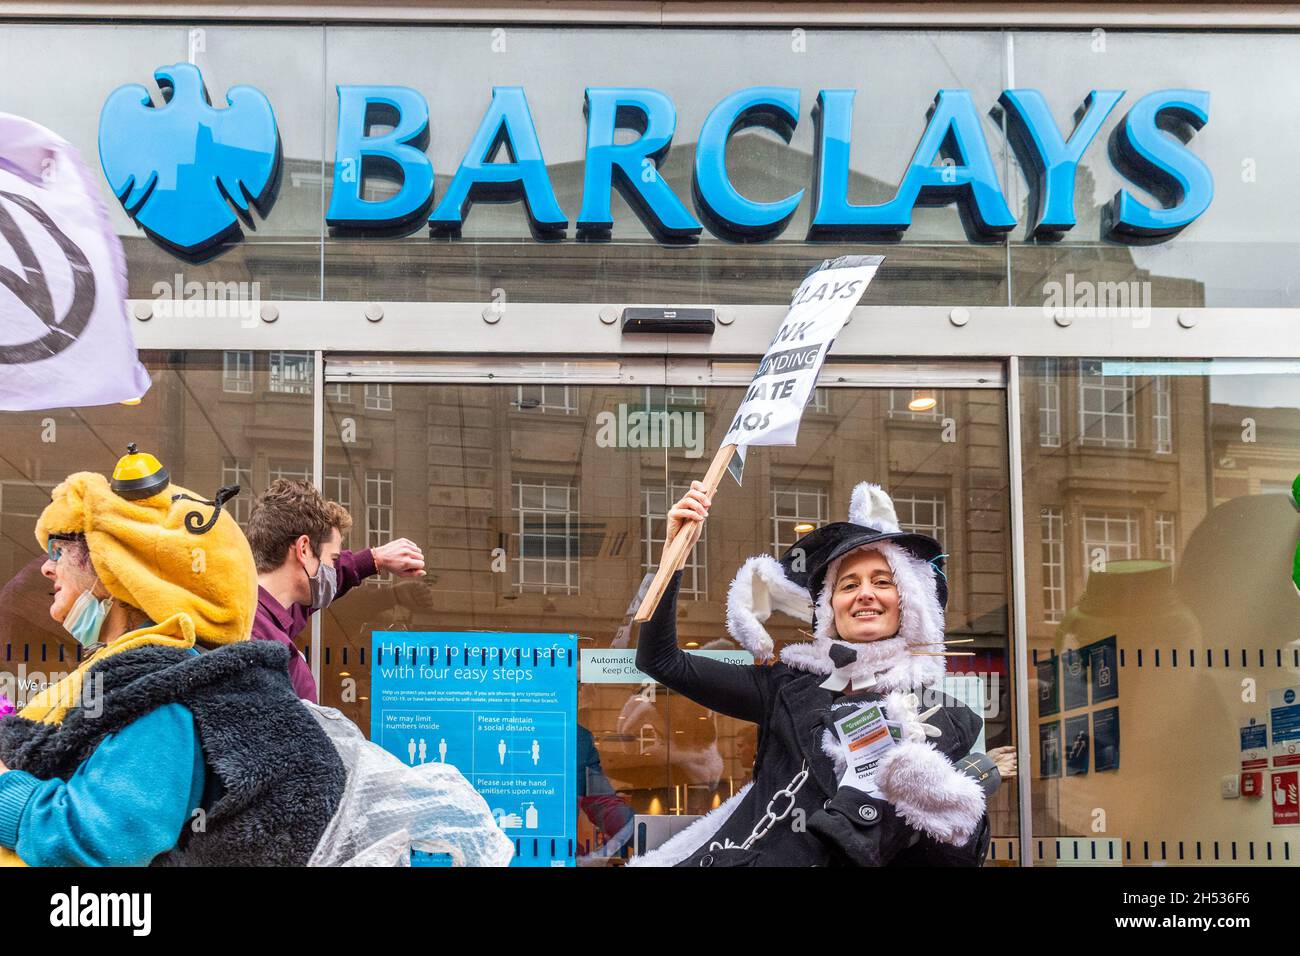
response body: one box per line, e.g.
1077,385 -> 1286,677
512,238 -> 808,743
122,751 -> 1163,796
1272,770 -> 1300,826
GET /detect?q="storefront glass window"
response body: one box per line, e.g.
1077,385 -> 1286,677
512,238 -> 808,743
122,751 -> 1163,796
0,352 -> 315,687
0,23 -> 327,300
6,23 -> 1300,309
1009,31 -> 1300,309
320,374 -> 1018,860
1020,358 -> 1300,865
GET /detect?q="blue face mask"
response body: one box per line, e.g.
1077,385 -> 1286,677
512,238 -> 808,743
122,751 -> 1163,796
63,589 -> 114,649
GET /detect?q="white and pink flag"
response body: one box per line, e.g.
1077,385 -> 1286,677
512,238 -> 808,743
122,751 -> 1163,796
0,113 -> 150,411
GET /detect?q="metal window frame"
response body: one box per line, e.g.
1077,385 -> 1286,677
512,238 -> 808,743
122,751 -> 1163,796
1153,375 -> 1174,455
512,476 -> 582,596
1156,510 -> 1178,564
1006,357 -> 1033,866
891,488 -> 948,542
770,483 -> 830,557
130,302 -> 1300,360
1040,506 -> 1065,626
1080,508 -> 1144,574
1078,372 -> 1138,450
8,3 -> 1300,29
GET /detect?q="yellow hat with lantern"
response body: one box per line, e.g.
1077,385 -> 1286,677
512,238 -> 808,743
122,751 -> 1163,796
35,444 -> 257,647
110,442 -> 171,500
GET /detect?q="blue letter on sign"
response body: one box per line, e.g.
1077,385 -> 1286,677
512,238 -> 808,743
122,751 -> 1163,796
999,88 -> 1124,236
430,87 -> 566,236
1107,89 -> 1213,240
693,86 -> 803,241
578,88 -> 701,242
809,88 -> 1016,239
327,86 -> 433,230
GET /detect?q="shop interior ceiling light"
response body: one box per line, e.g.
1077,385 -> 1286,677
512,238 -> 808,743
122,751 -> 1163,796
909,389 -> 938,412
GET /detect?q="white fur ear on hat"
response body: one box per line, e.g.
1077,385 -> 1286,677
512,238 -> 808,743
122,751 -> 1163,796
848,482 -> 901,532
726,555 -> 813,662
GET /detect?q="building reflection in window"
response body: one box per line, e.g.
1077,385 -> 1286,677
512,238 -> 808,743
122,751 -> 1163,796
318,380 -> 1016,855
1021,358 -> 1300,865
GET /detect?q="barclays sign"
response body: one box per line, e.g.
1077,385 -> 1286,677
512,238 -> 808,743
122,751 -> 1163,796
98,64 -> 1212,256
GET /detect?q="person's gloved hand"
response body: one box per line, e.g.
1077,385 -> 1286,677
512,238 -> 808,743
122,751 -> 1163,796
875,691 -> 986,846
889,691 -> 944,744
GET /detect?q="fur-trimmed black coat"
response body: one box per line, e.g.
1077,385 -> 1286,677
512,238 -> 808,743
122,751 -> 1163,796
633,574 -> 992,867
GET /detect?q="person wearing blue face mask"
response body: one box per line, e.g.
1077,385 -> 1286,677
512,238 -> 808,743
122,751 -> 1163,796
247,479 -> 425,703
43,532 -> 145,650
0,447 -> 347,866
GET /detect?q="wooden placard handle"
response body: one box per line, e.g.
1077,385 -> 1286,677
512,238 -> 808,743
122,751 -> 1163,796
633,444 -> 736,623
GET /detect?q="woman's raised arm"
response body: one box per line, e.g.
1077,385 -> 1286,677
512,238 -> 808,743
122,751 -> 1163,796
634,483 -> 772,724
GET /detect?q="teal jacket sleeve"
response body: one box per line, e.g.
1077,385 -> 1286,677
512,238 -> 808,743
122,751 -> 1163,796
0,702 -> 205,866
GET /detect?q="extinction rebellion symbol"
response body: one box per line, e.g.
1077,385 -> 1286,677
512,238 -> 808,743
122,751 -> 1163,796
0,190 -> 95,365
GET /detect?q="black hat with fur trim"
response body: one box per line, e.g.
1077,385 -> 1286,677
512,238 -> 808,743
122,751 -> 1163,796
726,482 -> 950,694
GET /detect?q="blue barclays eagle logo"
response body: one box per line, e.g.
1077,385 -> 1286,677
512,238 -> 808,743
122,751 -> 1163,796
98,63 -> 280,256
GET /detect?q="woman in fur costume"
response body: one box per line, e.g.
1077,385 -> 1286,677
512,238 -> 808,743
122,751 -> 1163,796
631,480 -> 1002,867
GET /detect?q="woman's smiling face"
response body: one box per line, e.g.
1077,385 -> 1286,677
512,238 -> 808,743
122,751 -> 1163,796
830,548 -> 901,643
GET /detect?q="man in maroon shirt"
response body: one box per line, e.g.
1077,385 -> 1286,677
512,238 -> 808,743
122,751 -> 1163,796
245,479 -> 425,702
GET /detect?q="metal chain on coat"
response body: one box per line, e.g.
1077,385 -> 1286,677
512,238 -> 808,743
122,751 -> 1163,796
709,760 -> 810,852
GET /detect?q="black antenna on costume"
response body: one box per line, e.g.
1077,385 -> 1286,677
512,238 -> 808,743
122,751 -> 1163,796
173,485 -> 241,535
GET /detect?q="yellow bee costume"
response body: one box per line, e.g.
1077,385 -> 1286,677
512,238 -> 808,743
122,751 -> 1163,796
0,447 -> 344,866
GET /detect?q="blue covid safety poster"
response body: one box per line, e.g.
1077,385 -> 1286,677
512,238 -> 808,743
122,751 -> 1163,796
370,631 -> 579,867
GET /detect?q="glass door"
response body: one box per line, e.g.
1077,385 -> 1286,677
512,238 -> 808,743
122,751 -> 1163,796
1018,359 -> 1300,866
317,357 -> 1018,863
